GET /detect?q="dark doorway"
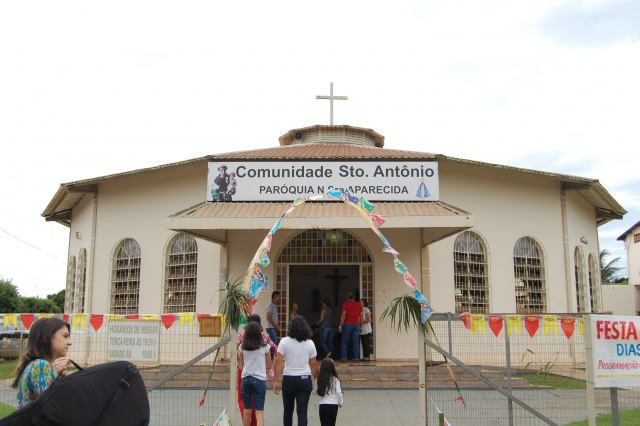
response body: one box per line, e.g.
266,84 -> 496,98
289,265 -> 360,358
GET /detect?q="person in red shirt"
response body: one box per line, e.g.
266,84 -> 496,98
338,292 -> 362,362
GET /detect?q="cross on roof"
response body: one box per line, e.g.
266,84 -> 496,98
316,82 -> 347,125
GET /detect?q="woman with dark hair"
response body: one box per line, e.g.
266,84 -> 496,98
238,322 -> 272,426
237,314 -> 277,426
272,315 -> 318,426
359,298 -> 372,361
316,299 -> 335,359
11,317 -> 72,407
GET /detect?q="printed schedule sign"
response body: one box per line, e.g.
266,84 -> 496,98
107,319 -> 161,365
590,315 -> 640,388
207,161 -> 439,202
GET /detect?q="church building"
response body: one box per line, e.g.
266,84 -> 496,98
43,102 -> 626,360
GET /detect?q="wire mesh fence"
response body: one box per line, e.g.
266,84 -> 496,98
0,313 -> 231,426
422,312 -> 640,426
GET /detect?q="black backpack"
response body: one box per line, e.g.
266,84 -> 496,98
0,360 -> 150,426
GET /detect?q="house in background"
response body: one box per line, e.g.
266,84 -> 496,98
603,221 -> 640,316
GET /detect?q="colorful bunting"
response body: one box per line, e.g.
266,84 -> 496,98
382,244 -> 399,256
62,314 -> 69,323
342,189 -> 358,204
142,315 -> 158,320
90,314 -> 104,332
212,408 -> 231,426
421,305 -> 434,324
488,315 -> 503,337
125,315 -> 139,320
178,312 -> 194,328
161,314 -> 176,330
543,315 -> 558,337
403,273 -> 418,289
4,314 -> 18,329
370,214 -> 386,228
357,197 -> 375,213
507,315 -> 521,336
21,314 -> 35,330
394,259 -> 408,274
524,315 -> 540,338
471,315 -> 485,337
561,317 -> 575,340
460,312 -> 471,330
326,191 -> 342,199
257,249 -> 270,267
579,318 -> 584,336
72,313 -> 87,331
293,197 -> 308,207
413,289 -> 429,305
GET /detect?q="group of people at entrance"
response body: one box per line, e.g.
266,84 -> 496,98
237,290 -> 372,426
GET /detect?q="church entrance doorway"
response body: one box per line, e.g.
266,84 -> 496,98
274,229 -> 374,359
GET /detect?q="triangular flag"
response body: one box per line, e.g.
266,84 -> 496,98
107,315 -> 122,321
413,289 -> 428,305
161,314 -> 176,330
524,315 -> 539,338
579,318 -> 584,336
212,408 -> 231,426
258,249 -> 270,267
4,314 -> 18,329
90,314 -> 104,332
72,313 -> 87,331
293,197 -> 307,207
543,315 -> 558,337
62,314 -> 69,323
342,189 -> 358,204
125,315 -> 139,320
38,314 -> 53,320
21,314 -> 35,330
142,315 -> 158,320
383,244 -> 399,256
471,315 -> 485,337
560,317 -> 575,339
326,191 -> 342,199
507,315 -> 521,336
403,273 -> 418,289
263,234 -> 273,252
460,312 -> 471,329
488,315 -> 503,337
196,313 -> 211,323
178,312 -> 194,328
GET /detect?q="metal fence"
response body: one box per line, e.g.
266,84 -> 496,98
420,312 -> 640,426
0,313 -> 231,426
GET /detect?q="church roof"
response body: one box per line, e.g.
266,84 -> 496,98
618,220 -> 640,241
42,130 -> 627,227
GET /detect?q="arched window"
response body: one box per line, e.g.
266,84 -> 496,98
74,249 -> 87,313
163,234 -> 198,313
513,237 -> 547,314
588,253 -> 601,313
65,256 -> 76,313
574,246 -> 588,313
454,231 -> 489,313
110,238 -> 141,315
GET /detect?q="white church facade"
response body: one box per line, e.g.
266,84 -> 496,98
43,124 -> 626,360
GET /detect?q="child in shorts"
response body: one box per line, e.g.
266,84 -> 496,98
238,322 -> 272,426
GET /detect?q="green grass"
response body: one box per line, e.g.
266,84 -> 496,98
562,406 -> 640,426
0,359 -> 18,380
513,373 -> 587,390
0,402 -> 15,417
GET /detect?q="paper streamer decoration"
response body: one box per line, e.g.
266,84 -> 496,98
239,190 -> 433,320
212,408 -> 231,426
543,315 -> 558,337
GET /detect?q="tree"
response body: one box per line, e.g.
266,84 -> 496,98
21,297 -> 61,314
600,249 -> 624,283
0,276 -> 23,313
47,289 -> 65,312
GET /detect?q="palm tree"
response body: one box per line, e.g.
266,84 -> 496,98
600,249 -> 623,283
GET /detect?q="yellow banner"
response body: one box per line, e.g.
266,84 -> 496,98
72,313 -> 87,331
507,315 -> 521,336
471,314 -> 485,337
178,312 -> 194,328
543,315 -> 557,337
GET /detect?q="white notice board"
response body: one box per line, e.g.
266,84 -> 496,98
590,314 -> 640,388
107,319 -> 160,365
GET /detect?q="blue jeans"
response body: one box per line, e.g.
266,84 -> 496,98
341,323 -> 360,360
282,375 -> 312,426
319,327 -> 335,355
266,327 -> 278,346
240,375 -> 267,411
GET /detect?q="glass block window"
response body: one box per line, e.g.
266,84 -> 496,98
588,253 -> 601,313
163,234 -> 198,313
361,264 -> 374,357
514,237 -> 547,314
275,264 -> 288,341
277,229 -> 372,264
65,256 -> 76,313
74,249 -> 87,313
454,231 -> 489,314
110,238 -> 141,315
574,246 -> 588,313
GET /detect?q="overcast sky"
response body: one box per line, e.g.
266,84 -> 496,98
1,0 -> 638,298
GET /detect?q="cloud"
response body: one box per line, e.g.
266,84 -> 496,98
538,0 -> 640,47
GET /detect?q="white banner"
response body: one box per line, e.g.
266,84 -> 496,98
107,319 -> 161,365
590,315 -> 640,388
207,161 -> 439,202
